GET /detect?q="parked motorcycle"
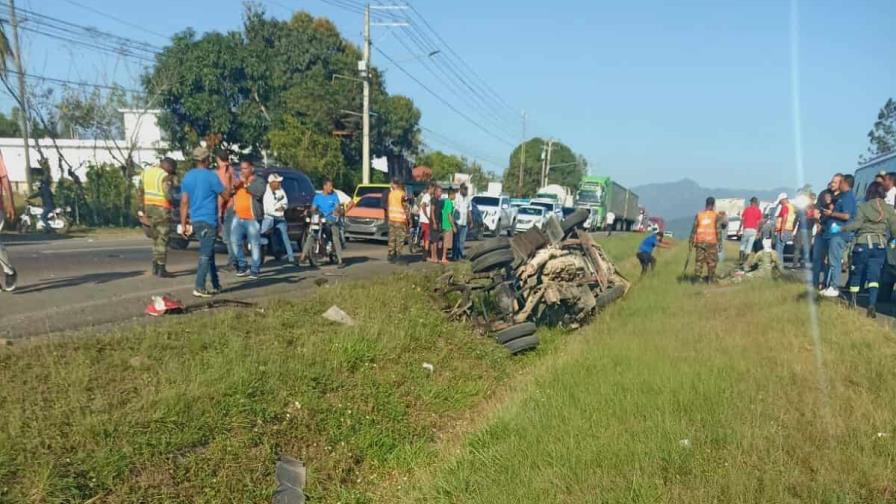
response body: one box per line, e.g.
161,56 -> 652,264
17,201 -> 71,234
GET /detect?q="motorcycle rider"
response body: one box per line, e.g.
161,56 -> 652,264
299,177 -> 343,268
138,158 -> 177,277
29,177 -> 55,231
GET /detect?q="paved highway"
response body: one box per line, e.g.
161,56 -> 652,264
0,233 -> 403,339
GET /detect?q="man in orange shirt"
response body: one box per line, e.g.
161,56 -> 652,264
229,159 -> 267,279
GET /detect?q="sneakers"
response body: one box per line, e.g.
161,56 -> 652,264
819,286 -> 841,298
235,269 -> 250,277
192,289 -> 214,298
248,273 -> 259,280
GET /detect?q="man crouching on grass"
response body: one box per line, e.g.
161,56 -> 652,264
636,229 -> 669,276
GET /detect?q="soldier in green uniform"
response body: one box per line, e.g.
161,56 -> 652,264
138,158 -> 177,277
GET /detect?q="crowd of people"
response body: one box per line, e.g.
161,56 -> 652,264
138,148 -> 478,298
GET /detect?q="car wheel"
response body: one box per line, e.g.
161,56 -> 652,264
494,322 -> 537,344
596,284 -> 626,308
468,237 -> 510,262
472,248 -> 515,274
503,334 -> 539,355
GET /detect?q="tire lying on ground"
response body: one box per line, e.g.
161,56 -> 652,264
561,208 -> 589,235
471,248 -> 515,274
494,322 -> 537,344
503,334 -> 539,355
596,284 -> 626,308
468,237 -> 510,262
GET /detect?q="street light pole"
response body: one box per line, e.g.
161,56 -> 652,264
361,3 -> 371,184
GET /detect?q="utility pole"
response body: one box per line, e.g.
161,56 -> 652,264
517,111 -> 526,195
8,0 -> 31,190
543,139 -> 554,187
361,3 -> 371,184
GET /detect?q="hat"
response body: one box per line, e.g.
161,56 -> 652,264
775,192 -> 788,204
192,146 -> 210,160
267,173 -> 283,183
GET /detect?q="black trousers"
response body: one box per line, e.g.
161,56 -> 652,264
637,251 -> 655,275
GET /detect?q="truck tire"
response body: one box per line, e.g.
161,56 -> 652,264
471,248 -> 515,273
468,237 -> 510,262
494,322 -> 537,344
504,334 -> 539,355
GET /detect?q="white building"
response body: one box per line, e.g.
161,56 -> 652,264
0,109 -> 181,191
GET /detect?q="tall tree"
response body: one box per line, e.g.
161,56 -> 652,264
862,98 -> 896,162
415,150 -> 494,190
503,138 -> 586,196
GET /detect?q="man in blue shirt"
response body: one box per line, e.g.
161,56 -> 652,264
636,229 -> 668,276
819,174 -> 857,298
300,177 -> 343,267
180,146 -> 230,297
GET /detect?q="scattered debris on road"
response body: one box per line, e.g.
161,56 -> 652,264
433,209 -> 629,355
144,295 -> 185,317
322,305 -> 356,326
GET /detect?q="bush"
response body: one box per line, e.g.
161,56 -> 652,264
56,163 -> 138,227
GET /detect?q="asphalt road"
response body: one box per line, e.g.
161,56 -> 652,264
0,233 -> 404,339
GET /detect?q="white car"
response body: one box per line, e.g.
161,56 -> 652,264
472,194 -> 513,236
514,205 -> 547,233
528,199 -> 562,220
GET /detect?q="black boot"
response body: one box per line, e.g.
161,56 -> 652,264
151,261 -> 159,276
156,263 -> 173,278
867,305 -> 877,319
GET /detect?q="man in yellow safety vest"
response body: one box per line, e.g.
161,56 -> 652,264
689,196 -> 722,283
139,158 -> 177,277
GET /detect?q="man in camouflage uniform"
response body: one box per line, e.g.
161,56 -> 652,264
689,196 -> 722,283
382,177 -> 410,263
139,157 -> 177,277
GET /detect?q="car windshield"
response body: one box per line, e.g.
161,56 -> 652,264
472,196 -> 500,207
519,207 -> 543,216
530,201 -> 553,212
356,196 -> 382,208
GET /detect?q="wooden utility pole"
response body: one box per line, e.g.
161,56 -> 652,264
8,0 -> 31,190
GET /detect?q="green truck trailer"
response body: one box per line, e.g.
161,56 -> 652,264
575,176 -> 639,231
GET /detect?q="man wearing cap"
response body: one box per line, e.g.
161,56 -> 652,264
180,146 -> 230,298
262,173 -> 296,265
774,192 -> 796,264
737,197 -> 762,265
138,157 -> 177,277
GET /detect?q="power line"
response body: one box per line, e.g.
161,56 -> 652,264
7,69 -> 143,93
58,0 -> 169,41
16,25 -> 156,63
374,45 -> 516,147
420,126 -> 506,169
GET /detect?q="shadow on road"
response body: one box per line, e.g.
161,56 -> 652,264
15,270 -> 145,294
223,273 -> 304,295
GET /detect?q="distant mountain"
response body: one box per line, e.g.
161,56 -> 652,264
632,178 -> 791,225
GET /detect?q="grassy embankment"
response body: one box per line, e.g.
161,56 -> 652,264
0,235 -> 641,503
406,240 -> 896,503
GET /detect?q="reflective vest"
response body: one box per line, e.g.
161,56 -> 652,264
388,189 -> 407,224
694,210 -> 718,244
776,202 -> 796,232
142,165 -> 171,209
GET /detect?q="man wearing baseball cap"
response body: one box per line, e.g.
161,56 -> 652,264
774,192 -> 796,264
261,172 -> 296,265
180,146 -> 231,297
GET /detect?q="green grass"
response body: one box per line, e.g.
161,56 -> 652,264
406,240 -> 896,503
0,271 -> 520,503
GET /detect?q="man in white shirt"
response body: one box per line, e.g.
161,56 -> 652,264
884,172 -> 896,207
605,211 -> 616,236
418,183 -> 433,253
260,173 -> 296,265
451,184 -> 472,260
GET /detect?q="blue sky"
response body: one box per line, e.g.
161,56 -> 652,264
10,0 -> 895,190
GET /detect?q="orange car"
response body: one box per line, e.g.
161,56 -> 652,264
343,194 -> 389,242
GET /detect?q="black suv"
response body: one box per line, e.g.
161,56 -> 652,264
169,166 -> 316,254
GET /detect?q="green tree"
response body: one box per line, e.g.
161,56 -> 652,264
415,150 -> 495,190
503,138 -> 586,196
0,110 -> 19,136
862,98 -> 896,162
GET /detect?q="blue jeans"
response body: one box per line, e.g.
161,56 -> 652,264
849,244 -> 886,306
812,235 -> 830,287
231,218 -> 261,275
453,225 -> 468,260
194,221 -> 220,291
221,207 -> 238,268
827,234 -> 849,289
775,231 -> 793,265
262,216 -> 294,262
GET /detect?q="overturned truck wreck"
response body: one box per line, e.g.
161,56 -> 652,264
433,209 -> 630,354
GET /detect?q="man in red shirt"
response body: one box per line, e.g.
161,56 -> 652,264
738,197 -> 763,265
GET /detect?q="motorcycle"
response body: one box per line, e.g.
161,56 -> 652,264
305,212 -> 339,266
0,218 -> 18,292
17,201 -> 71,234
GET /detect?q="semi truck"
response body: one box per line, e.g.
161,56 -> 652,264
575,176 -> 639,231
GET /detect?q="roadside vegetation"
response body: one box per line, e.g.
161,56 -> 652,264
405,241 -> 896,503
